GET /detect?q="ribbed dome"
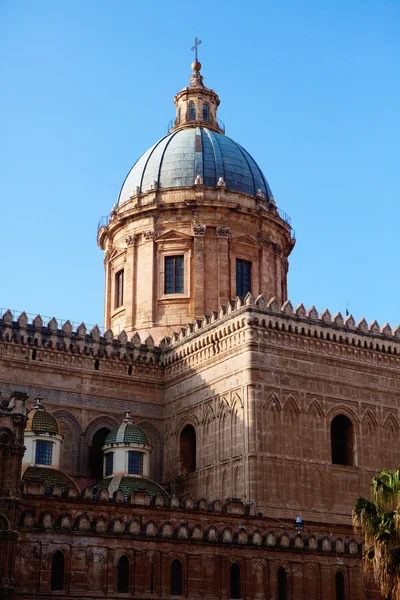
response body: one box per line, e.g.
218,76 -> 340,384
21,466 -> 78,493
26,406 -> 60,436
97,475 -> 169,500
118,127 -> 273,206
104,422 -> 149,446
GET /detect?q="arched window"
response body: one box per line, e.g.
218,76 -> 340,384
277,566 -> 288,600
331,415 -> 354,466
188,102 -> 196,121
230,563 -> 241,599
335,571 -> 345,600
50,550 -> 65,591
203,103 -> 210,122
117,555 -> 129,593
180,424 -> 196,473
171,558 -> 183,596
89,427 -> 110,479
178,107 -> 182,123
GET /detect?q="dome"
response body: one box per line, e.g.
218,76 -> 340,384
118,127 -> 273,206
21,466 -> 78,493
25,402 -> 60,436
97,475 -> 169,500
104,421 -> 149,446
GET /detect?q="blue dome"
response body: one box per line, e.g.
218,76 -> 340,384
118,127 -> 273,206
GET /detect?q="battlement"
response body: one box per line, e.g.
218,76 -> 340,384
160,293 -> 400,356
20,485 -> 361,555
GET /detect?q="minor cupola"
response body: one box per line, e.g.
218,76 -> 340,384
23,397 -> 63,469
169,38 -> 224,134
96,411 -> 168,500
21,397 -> 79,493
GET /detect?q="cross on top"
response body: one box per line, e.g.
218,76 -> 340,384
191,37 -> 202,61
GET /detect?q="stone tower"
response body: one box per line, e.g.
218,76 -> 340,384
98,60 -> 295,341
0,392 -> 27,600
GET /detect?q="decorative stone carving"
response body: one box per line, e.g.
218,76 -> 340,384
142,230 -> 157,241
192,224 -> 206,236
216,227 -> 230,238
125,235 -> 136,246
259,236 -> 270,248
217,177 -> 226,187
194,175 -> 204,185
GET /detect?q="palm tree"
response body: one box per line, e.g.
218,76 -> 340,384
353,468 -> 400,599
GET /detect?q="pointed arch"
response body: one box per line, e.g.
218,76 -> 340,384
117,555 -> 129,593
53,410 -> 81,475
81,415 -> 119,476
219,408 -> 230,461
50,550 -> 65,591
171,558 -> 183,596
361,410 -> 378,467
203,559 -> 218,596
234,465 -> 241,499
383,413 -> 400,467
230,563 -> 241,599
222,469 -> 228,500
136,421 -> 163,482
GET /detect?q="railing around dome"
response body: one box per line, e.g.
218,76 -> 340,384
167,116 -> 225,133
98,215 -> 109,232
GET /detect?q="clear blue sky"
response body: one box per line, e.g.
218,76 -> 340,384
1,1 -> 399,331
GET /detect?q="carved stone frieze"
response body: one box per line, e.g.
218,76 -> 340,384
125,235 -> 136,246
142,230 -> 157,241
259,236 -> 271,248
216,227 -> 231,239
192,224 -> 206,237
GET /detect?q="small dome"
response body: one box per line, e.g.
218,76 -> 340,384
25,400 -> 60,436
21,466 -> 78,493
97,475 -> 169,500
104,421 -> 149,446
118,127 -> 273,206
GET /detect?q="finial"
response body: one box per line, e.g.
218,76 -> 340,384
33,395 -> 45,410
123,409 -> 132,423
191,37 -> 202,72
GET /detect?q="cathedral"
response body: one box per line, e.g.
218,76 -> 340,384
0,50 -> 397,600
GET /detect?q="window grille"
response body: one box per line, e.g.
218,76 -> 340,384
128,451 -> 143,475
236,259 -> 251,297
115,270 -> 124,308
165,256 -> 184,294
35,440 -> 53,466
105,452 -> 113,476
188,102 -> 196,121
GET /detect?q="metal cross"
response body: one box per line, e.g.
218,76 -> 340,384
191,37 -> 202,61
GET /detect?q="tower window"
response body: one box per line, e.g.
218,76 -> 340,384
335,571 -> 345,600
51,550 -> 65,591
278,566 -> 288,600
188,102 -> 196,121
115,270 -> 124,308
35,440 -> 53,466
165,256 -> 184,294
171,558 -> 183,596
230,563 -> 241,599
105,452 -> 113,477
331,415 -> 354,466
180,424 -> 196,474
236,259 -> 251,297
128,451 -> 143,475
117,555 -> 129,593
203,103 -> 210,122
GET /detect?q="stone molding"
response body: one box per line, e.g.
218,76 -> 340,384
142,230 -> 157,241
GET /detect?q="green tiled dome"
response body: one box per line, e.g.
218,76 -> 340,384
98,475 -> 169,500
26,407 -> 60,436
21,466 -> 78,493
104,423 -> 149,446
